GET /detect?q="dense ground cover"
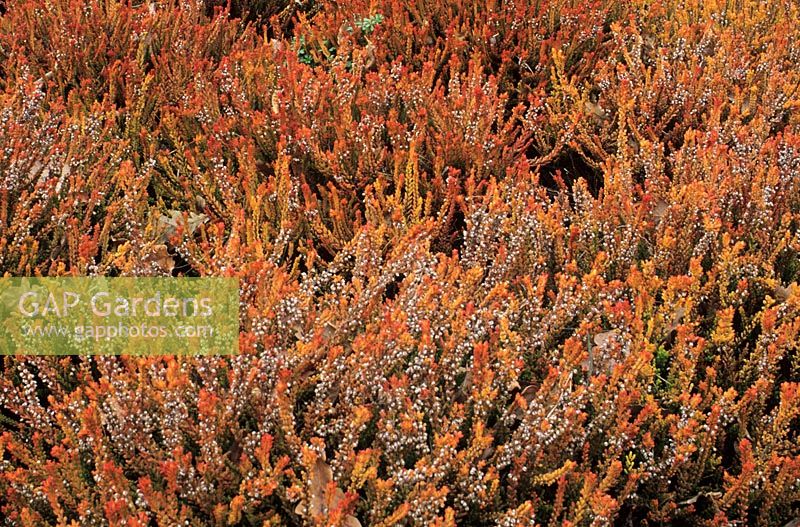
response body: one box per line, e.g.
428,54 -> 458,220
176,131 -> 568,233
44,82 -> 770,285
0,0 -> 799,525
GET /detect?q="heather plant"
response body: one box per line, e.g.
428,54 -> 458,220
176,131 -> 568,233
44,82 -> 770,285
0,0 -> 799,526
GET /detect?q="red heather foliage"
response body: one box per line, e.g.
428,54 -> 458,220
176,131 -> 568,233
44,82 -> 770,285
1,0 -> 800,525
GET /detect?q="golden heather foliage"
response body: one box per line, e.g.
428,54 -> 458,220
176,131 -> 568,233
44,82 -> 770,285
0,0 -> 799,525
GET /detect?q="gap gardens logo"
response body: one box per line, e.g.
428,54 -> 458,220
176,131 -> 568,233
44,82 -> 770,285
0,277 -> 239,355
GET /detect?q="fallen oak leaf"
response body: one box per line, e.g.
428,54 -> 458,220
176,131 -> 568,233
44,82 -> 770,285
141,244 -> 175,275
593,329 -> 619,348
678,491 -> 721,507
653,198 -> 669,222
774,283 -> 794,304
157,210 -> 208,243
295,458 -> 362,527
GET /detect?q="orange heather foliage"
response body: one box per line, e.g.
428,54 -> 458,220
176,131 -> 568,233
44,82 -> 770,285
1,0 -> 799,525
